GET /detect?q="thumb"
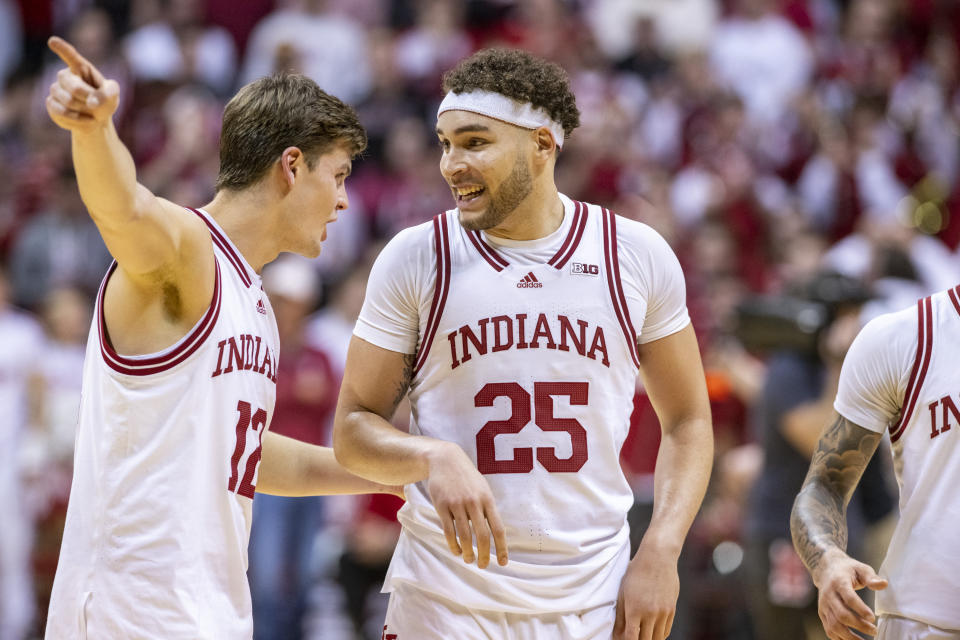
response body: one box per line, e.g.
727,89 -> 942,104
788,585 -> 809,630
866,574 -> 888,591
855,564 -> 888,591
87,79 -> 120,114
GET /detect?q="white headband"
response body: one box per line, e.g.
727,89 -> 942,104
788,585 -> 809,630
437,90 -> 565,149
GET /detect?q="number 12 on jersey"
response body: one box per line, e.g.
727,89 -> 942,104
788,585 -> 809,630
475,382 -> 589,474
227,400 -> 268,498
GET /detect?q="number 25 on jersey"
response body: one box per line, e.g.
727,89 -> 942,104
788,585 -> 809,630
475,381 -> 589,474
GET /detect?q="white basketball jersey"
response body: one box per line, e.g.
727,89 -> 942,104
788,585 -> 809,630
872,289 -> 960,630
46,209 -> 279,639
385,201 -> 658,613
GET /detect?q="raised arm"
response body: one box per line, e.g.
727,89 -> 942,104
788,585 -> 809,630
333,336 -> 508,569
45,37 -> 213,348
791,413 -> 886,640
615,324 -> 713,640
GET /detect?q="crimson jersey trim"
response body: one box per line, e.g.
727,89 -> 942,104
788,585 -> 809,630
466,229 -> 508,271
948,284 -> 960,318
601,208 -> 641,368
189,207 -> 253,288
548,201 -> 588,269
891,296 -> 933,442
465,200 -> 588,271
414,213 -> 452,375
98,259 -> 223,376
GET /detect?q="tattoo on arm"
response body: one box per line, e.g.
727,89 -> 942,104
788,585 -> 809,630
790,414 -> 882,575
390,352 -> 416,413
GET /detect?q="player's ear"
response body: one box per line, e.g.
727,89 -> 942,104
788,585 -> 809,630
532,127 -> 557,161
278,147 -> 304,188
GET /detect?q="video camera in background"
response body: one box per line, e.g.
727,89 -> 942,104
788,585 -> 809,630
732,272 -> 873,358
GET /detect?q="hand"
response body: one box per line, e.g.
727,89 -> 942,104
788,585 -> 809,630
814,551 -> 887,639
425,442 -> 508,569
46,36 -> 120,134
613,542 -> 679,640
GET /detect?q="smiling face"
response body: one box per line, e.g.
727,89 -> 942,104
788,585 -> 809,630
436,110 -> 535,232
283,143 -> 353,258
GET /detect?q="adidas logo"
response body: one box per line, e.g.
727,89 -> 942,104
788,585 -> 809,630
516,272 -> 543,289
256,299 -> 267,314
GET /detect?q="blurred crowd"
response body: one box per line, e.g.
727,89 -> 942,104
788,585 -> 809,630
0,0 -> 958,638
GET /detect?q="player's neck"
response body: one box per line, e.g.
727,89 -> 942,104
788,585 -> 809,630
483,181 -> 563,242
202,188 -> 280,274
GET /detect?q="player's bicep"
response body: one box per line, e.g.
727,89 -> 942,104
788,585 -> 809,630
804,413 -> 883,505
99,190 -> 209,281
636,324 -> 710,432
337,336 -> 416,421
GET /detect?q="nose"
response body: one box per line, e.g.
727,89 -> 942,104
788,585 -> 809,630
439,147 -> 466,182
336,185 -> 349,211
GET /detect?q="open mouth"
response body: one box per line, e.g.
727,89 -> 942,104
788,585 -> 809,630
454,185 -> 485,205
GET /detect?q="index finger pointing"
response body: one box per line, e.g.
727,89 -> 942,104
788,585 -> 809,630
48,37 -> 89,74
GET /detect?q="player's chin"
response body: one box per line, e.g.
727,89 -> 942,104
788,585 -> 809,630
294,239 -> 323,259
459,208 -> 492,231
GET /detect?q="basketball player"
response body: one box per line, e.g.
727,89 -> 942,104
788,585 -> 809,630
43,37 -> 396,638
791,287 -> 960,639
333,49 -> 714,639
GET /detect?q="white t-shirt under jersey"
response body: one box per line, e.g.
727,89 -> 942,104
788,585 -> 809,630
835,288 -> 960,631
356,195 -> 688,354
355,194 -> 689,614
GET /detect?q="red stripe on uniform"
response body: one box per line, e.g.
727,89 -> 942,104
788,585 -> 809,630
948,285 -> 960,318
891,296 -> 933,442
99,260 -> 223,376
551,201 -> 589,270
607,209 -> 641,366
190,208 -> 253,288
466,229 -> 509,271
548,201 -> 583,267
601,209 -> 641,368
414,214 -> 452,375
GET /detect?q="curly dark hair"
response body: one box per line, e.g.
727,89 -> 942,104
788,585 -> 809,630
442,48 -> 580,140
216,74 -> 367,192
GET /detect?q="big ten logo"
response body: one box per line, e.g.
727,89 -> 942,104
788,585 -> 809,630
570,262 -> 599,276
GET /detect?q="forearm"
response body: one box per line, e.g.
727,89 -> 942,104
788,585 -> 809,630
71,119 -> 143,223
257,431 -> 397,497
790,477 -> 849,582
790,413 -> 881,584
640,415 -> 713,557
333,407 -> 452,486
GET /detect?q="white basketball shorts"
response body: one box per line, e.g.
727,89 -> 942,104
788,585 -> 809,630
876,615 -> 960,639
382,581 -> 615,640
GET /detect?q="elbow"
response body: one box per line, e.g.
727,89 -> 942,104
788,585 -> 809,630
331,412 -> 361,471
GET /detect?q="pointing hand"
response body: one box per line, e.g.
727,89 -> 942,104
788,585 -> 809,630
46,36 -> 120,133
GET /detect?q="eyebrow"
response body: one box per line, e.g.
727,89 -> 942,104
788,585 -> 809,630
339,163 -> 352,176
435,124 -> 493,136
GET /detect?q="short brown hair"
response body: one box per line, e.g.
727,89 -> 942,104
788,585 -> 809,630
215,74 -> 367,192
442,49 -> 580,140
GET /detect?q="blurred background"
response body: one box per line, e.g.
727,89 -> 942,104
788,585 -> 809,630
0,0 -> 958,638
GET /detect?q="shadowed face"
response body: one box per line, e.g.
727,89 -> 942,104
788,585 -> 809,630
436,110 -> 534,231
